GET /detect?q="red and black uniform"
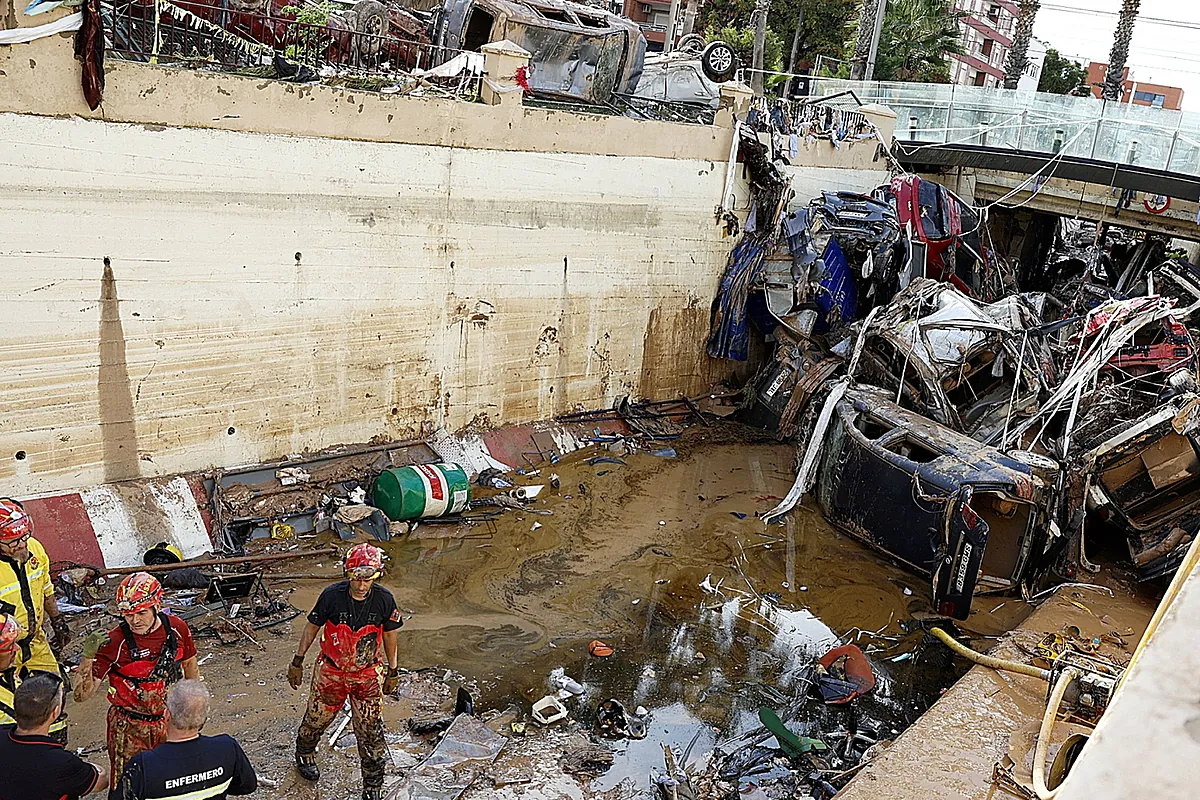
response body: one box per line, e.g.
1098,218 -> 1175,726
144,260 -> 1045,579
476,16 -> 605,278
0,724 -> 102,800
296,581 -> 402,791
92,613 -> 196,790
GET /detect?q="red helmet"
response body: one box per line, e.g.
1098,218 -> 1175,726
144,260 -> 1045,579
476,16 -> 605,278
344,544 -> 383,580
0,499 -> 32,543
0,614 -> 23,654
116,572 -> 163,614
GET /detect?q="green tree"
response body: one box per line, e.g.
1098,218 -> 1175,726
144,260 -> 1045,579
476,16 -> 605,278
771,0 -> 858,70
1037,49 -> 1088,95
699,0 -> 856,69
866,0 -> 964,83
706,25 -> 785,74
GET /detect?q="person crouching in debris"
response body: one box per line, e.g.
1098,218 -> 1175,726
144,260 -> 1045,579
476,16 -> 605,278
0,612 -> 68,739
289,543 -> 403,800
0,498 -> 74,737
73,572 -> 200,792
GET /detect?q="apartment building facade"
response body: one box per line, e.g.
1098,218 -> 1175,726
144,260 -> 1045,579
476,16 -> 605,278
948,0 -> 1018,88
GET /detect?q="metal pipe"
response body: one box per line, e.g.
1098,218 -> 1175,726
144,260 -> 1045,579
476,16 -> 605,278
101,546 -> 339,576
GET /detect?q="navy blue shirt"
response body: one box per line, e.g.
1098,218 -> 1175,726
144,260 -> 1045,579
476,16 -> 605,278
0,724 -> 101,800
112,735 -> 256,800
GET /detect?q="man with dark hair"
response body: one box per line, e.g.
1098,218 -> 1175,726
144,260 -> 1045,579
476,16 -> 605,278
112,680 -> 256,800
0,672 -> 107,799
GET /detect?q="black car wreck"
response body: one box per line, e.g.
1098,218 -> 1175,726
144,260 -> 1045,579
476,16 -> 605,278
813,387 -> 1060,619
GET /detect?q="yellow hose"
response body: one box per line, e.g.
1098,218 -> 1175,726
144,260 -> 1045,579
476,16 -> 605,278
930,627 -> 1051,681
1032,667 -> 1080,799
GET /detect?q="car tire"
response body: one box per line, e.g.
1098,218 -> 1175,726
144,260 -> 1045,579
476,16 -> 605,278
351,0 -> 389,61
701,40 -> 737,83
352,0 -> 389,38
676,33 -> 705,56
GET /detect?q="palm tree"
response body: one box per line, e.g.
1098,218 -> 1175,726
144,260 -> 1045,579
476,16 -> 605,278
850,0 -> 882,80
1003,0 -> 1040,90
1102,0 -> 1140,101
873,0 -> 963,83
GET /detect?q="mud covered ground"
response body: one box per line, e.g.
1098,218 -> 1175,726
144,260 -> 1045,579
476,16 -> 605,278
62,429 -> 1022,799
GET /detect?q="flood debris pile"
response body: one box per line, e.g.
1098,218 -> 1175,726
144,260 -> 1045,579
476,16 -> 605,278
707,123 -> 1200,619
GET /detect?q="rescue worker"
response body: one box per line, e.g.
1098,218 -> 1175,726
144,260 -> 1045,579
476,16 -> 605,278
112,680 -> 257,800
289,544 -> 403,800
73,571 -> 201,791
0,499 -> 72,677
0,672 -> 107,799
0,611 -> 68,739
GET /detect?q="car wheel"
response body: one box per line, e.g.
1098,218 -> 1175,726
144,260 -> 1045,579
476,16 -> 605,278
676,33 -> 705,56
701,40 -> 737,83
352,0 -> 389,38
351,0 -> 389,61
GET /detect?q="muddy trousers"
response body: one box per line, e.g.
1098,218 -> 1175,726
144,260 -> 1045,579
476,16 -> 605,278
296,657 -> 388,789
106,705 -> 167,790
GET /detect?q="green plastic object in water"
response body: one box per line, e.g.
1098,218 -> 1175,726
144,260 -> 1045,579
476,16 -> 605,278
372,463 -> 471,521
757,707 -> 827,757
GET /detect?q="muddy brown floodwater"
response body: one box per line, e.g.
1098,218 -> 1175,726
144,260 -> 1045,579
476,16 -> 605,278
65,430 -> 993,799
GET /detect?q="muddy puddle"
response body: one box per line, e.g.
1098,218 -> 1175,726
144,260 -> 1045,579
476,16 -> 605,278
64,429 -> 1021,798
362,432 -> 980,793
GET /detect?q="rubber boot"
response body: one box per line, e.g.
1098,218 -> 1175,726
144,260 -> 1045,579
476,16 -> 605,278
296,751 -> 320,781
362,788 -> 383,800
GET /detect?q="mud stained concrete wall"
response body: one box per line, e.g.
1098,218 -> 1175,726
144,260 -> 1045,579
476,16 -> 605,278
0,105 -> 734,495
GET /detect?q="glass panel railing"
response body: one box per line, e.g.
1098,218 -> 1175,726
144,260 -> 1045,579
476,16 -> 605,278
803,78 -> 1198,174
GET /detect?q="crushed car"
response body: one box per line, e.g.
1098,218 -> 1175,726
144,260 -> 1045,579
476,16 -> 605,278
433,0 -> 646,103
811,386 -> 1060,619
852,279 -> 1056,442
1081,391 -> 1200,581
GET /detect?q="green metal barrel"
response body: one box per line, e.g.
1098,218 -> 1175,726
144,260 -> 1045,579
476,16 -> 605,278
372,463 -> 471,521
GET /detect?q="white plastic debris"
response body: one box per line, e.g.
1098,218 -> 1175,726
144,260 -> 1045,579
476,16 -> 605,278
531,695 -> 568,725
531,522 -> 542,531
549,667 -> 585,695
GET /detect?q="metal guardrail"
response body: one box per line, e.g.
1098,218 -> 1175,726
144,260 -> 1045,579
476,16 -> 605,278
104,0 -> 482,100
805,76 -> 1200,177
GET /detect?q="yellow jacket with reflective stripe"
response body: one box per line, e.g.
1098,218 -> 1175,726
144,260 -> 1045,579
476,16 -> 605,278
0,537 -> 54,634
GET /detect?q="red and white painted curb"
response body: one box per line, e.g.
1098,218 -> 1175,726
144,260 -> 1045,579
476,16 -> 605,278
19,476 -> 215,570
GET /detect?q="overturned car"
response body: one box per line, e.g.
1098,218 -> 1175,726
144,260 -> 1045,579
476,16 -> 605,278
812,386 -> 1059,619
434,0 -> 645,103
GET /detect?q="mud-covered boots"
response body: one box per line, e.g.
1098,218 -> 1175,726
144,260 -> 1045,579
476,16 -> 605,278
296,751 -> 320,781
362,788 -> 384,800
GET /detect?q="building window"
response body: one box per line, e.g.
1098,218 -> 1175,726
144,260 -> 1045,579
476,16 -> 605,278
981,39 -> 994,60
974,70 -> 987,86
1133,90 -> 1166,107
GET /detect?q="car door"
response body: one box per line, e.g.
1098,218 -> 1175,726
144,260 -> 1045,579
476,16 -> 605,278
932,485 -> 990,619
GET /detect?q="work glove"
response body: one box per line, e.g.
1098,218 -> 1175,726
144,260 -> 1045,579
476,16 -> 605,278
382,668 -> 401,696
288,655 -> 305,689
81,630 -> 109,660
49,616 -> 72,652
